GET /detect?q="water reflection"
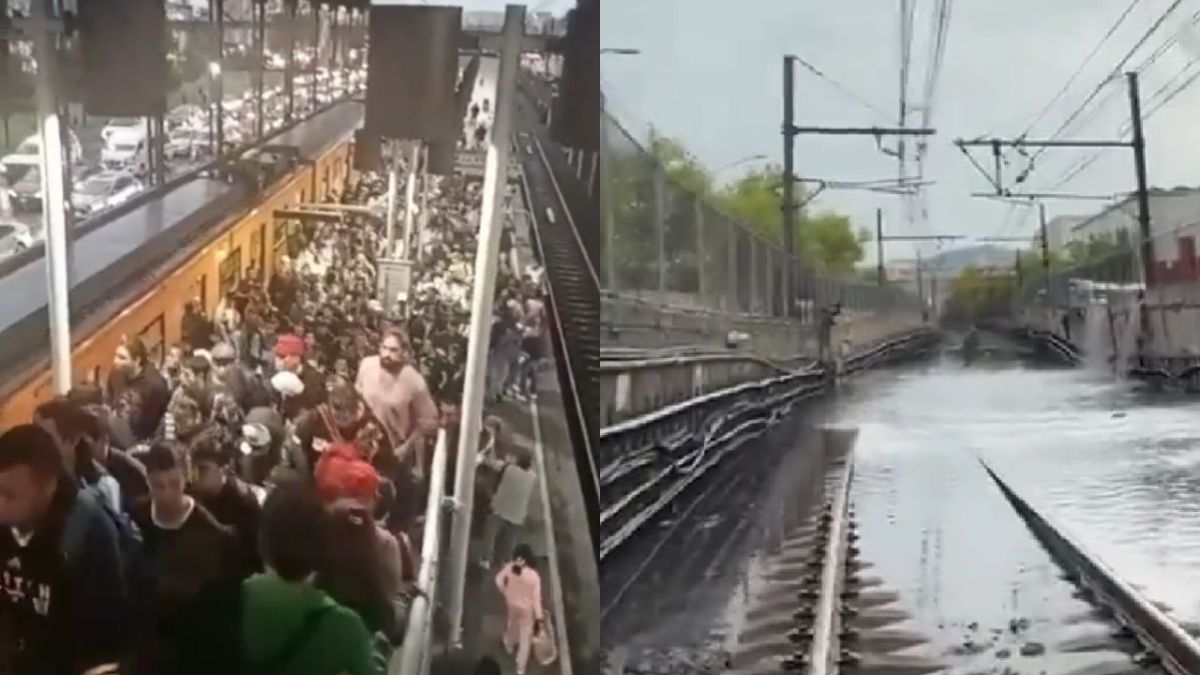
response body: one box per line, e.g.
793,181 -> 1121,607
605,348 -> 1200,672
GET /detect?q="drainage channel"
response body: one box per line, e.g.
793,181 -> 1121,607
726,450 -> 1199,675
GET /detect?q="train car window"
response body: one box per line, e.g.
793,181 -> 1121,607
219,247 -> 242,298
191,274 -> 208,314
140,314 -> 166,366
251,226 -> 264,275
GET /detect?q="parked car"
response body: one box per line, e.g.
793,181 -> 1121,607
165,127 -> 210,161
101,117 -> 145,144
70,171 -> 144,216
101,132 -> 149,172
0,131 -> 85,184
7,166 -> 43,212
0,221 -> 34,258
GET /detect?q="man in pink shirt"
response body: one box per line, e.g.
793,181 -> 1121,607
354,328 -> 439,478
495,544 -> 545,675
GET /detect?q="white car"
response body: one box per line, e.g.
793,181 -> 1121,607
0,221 -> 34,258
101,118 -> 145,144
101,137 -> 149,172
0,131 -> 85,184
70,171 -> 144,216
165,127 -> 210,161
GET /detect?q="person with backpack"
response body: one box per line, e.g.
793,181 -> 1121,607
130,442 -> 242,675
243,483 -> 379,675
0,424 -> 130,675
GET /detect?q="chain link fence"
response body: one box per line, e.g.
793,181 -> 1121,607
600,110 -> 920,325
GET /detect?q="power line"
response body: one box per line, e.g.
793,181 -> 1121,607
789,53 -> 893,120
1050,58 -> 1200,188
1014,0 -> 1145,143
1018,0 -> 1187,181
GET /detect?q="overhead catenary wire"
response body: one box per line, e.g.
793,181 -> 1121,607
788,52 -> 895,121
1013,0 -> 1146,145
1051,57 -> 1200,188
1018,0 -> 1187,181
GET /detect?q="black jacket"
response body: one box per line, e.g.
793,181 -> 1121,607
0,485 -> 129,675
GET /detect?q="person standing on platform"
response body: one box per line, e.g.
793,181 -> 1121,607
354,328 -> 439,480
0,425 -> 130,675
111,338 -> 171,442
275,333 -> 327,412
494,544 -> 545,675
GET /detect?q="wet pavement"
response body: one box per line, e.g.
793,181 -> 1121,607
603,339 -> 1200,674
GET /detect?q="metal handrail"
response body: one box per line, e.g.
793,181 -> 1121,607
393,428 -> 449,675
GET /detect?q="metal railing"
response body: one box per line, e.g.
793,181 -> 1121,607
600,110 -> 920,322
392,428 -> 449,675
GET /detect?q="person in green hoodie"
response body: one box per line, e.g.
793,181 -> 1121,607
242,482 -> 380,675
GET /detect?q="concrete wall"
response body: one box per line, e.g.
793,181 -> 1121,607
601,297 -> 928,425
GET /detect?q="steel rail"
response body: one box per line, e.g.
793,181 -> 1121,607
982,461 -> 1200,675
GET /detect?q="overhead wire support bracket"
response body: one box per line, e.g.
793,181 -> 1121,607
787,125 -> 935,136
954,138 -> 1134,149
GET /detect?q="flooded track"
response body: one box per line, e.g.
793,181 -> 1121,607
603,344 -> 1200,674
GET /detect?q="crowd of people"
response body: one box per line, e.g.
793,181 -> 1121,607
0,135 -> 553,674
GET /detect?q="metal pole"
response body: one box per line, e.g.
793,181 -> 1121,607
875,208 -> 884,286
600,112 -> 616,290
32,0 -> 71,394
1127,71 -> 1154,288
695,196 -> 706,304
254,0 -> 265,140
285,0 -> 295,121
310,2 -> 319,111
402,142 -> 420,257
154,114 -> 165,185
1039,201 -> 1051,300
385,143 -> 398,257
417,144 -> 429,263
782,55 -> 796,316
445,4 -> 524,647
214,0 -> 224,155
653,164 -> 665,295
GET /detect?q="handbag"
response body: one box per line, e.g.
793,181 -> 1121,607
532,613 -> 558,666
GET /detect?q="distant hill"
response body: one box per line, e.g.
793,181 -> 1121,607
885,243 -> 1021,277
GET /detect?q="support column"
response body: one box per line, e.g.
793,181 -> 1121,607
695,196 -> 706,306
33,0 -> 71,394
445,5 -> 524,648
402,142 -> 420,258
653,164 -> 665,297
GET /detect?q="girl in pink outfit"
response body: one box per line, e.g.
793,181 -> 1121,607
495,544 -> 545,675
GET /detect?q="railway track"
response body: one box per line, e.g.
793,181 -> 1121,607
514,90 -> 601,540
724,456 -> 1200,675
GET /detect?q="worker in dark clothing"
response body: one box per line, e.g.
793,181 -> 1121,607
817,303 -> 841,367
181,301 -> 214,351
0,425 -> 130,675
130,442 -> 241,675
188,431 -> 263,578
111,339 -> 171,442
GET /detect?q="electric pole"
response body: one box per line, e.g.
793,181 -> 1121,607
783,55 -> 796,316
876,208 -> 885,286
782,53 -> 935,317
1127,71 -> 1154,288
1038,201 -> 1051,300
955,71 -> 1153,288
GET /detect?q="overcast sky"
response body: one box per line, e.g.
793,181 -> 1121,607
601,0 -> 1200,263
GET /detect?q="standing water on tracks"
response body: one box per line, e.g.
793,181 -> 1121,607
605,348 -> 1200,673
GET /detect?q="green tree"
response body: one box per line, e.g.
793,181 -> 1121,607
647,127 -> 713,195
943,264 -> 1018,325
716,167 -> 864,272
